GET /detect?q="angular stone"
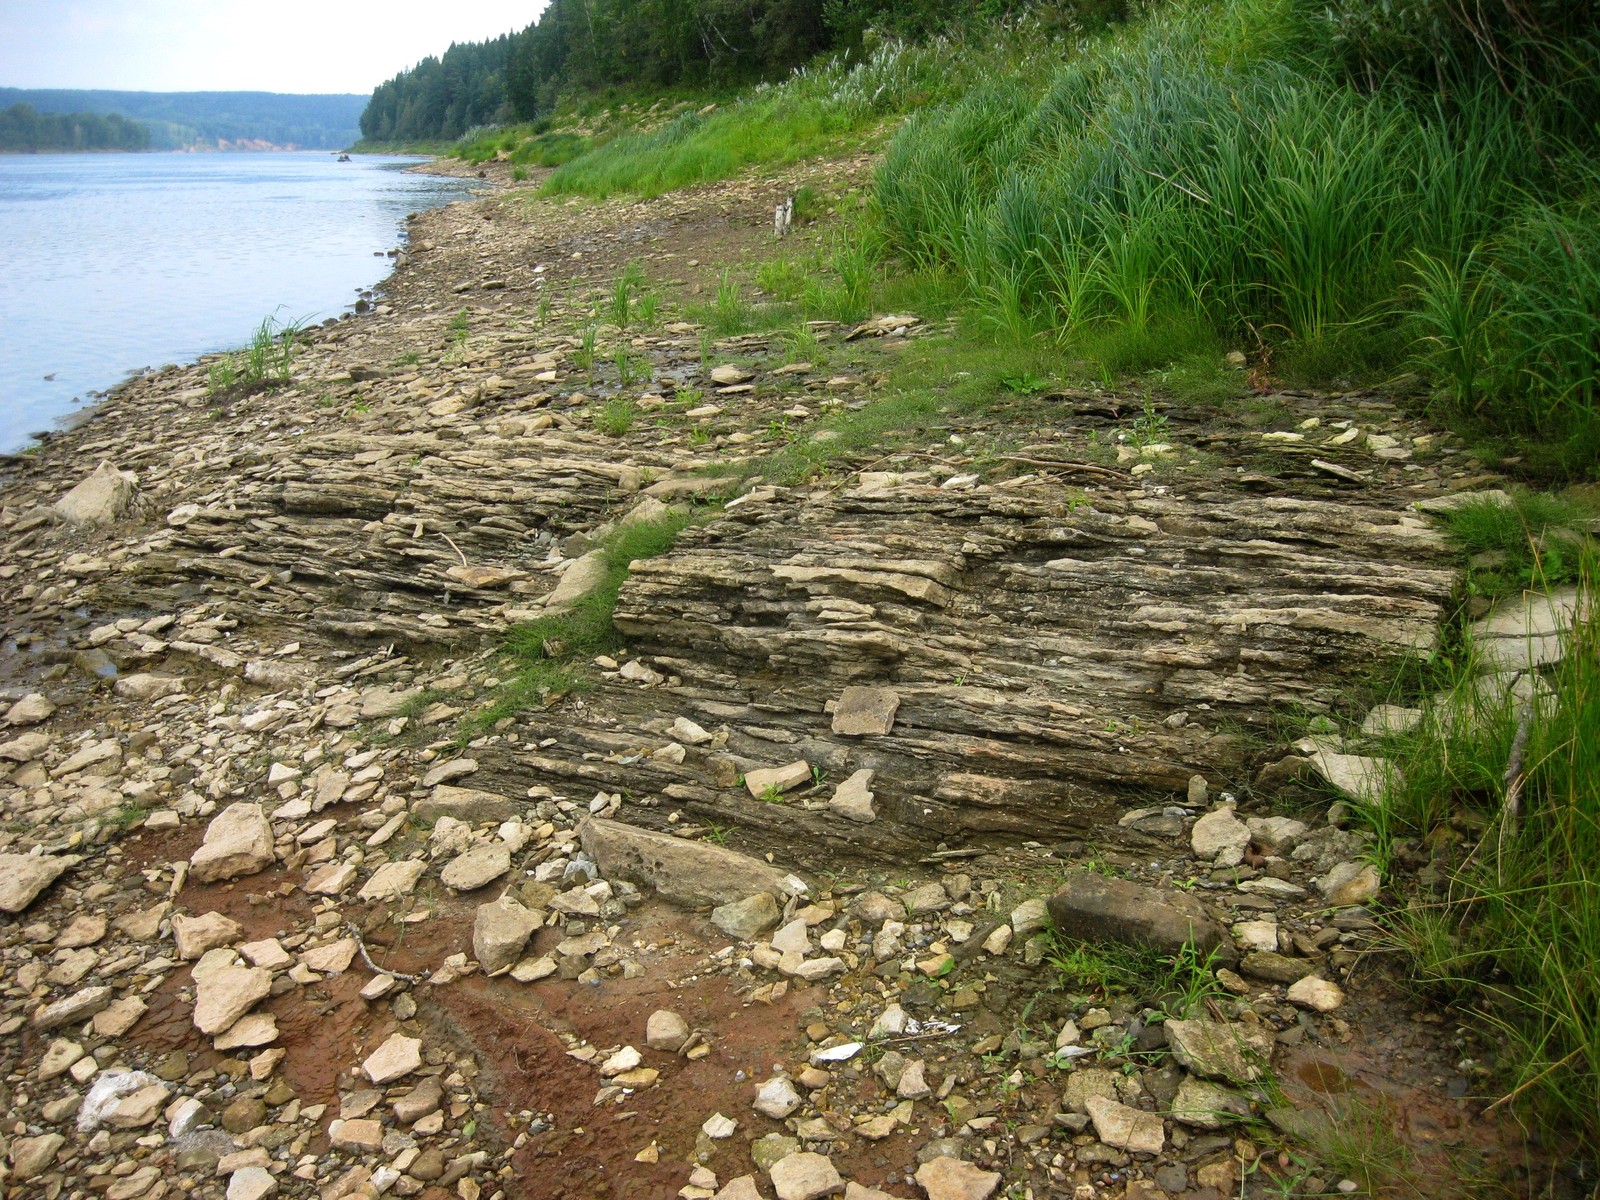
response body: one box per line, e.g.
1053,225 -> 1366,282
189,803 -> 274,884
768,1152 -> 843,1200
93,996 -> 148,1037
1191,806 -> 1250,866
1317,860 -> 1381,907
1062,1068 -> 1120,1114
1241,951 -> 1315,984
827,770 -> 877,823
363,1032 -> 422,1084
831,687 -> 900,736
1361,704 -> 1422,738
104,1081 -> 171,1128
214,1012 -> 278,1051
711,891 -> 781,940
4,693 -> 55,726
10,1132 -> 66,1180
413,785 -> 514,825
1170,1075 -> 1249,1129
1086,1095 -> 1165,1155
744,761 -> 811,798
473,894 -> 543,974
301,937 -> 357,974
357,858 -> 427,901
914,1156 -> 1003,1200
172,911 -> 244,960
1164,1018 -> 1275,1083
55,460 -> 139,525
33,985 -> 112,1029
304,860 -> 358,896
228,1166 -> 278,1200
646,1010 -> 690,1052
1009,897 -> 1049,936
1308,751 -> 1392,805
239,938 -> 293,969
193,966 -> 271,1035
1047,869 -> 1229,960
57,913 -> 107,948
441,842 -> 511,891
543,549 -> 608,612
0,730 -> 50,762
329,1117 -> 384,1150
0,853 -> 79,913
580,817 -> 804,907
714,1178 -> 765,1200
358,688 -> 421,720
1286,976 -> 1346,1012
754,1075 -> 802,1119
392,1076 -> 444,1123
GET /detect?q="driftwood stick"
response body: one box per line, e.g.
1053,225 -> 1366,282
347,921 -> 424,984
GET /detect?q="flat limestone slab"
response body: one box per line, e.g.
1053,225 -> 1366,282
580,817 -> 806,908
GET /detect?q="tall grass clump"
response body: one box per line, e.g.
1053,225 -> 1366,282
207,314 -> 304,397
1369,558 -> 1600,1148
874,0 -> 1599,472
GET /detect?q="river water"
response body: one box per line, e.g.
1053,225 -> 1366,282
0,152 -> 481,454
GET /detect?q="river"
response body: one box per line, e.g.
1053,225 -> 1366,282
0,152 -> 481,454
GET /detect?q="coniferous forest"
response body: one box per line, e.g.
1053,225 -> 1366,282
358,1 -> 1058,143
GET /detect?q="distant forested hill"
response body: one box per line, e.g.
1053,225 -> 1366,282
0,103 -> 151,152
0,89 -> 367,150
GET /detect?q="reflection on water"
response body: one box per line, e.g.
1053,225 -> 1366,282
0,152 -> 480,453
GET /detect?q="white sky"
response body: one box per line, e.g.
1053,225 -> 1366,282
0,1 -> 548,94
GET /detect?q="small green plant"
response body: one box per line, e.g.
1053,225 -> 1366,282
207,357 -> 239,396
393,349 -> 422,367
610,263 -> 646,329
636,291 -> 661,326
574,325 -> 598,374
448,308 -> 470,344
615,346 -> 643,387
593,397 -> 637,437
703,822 -> 730,846
711,271 -> 752,335
1001,372 -> 1049,394
1123,395 -> 1170,447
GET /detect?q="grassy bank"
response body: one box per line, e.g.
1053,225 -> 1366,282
1351,549 -> 1600,1154
870,0 -> 1600,476
539,38 -> 977,199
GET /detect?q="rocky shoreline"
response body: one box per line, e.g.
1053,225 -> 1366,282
0,157 -> 1562,1198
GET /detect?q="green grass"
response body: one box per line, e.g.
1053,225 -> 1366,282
207,314 -> 304,397
541,39 -> 976,199
456,125 -> 591,168
593,397 -> 637,437
463,512 -> 697,735
1443,489 -> 1593,598
869,0 -> 1600,475
1357,555 -> 1600,1151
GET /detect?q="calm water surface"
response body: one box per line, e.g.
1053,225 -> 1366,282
0,153 -> 481,453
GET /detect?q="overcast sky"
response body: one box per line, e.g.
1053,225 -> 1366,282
0,1 -> 547,95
